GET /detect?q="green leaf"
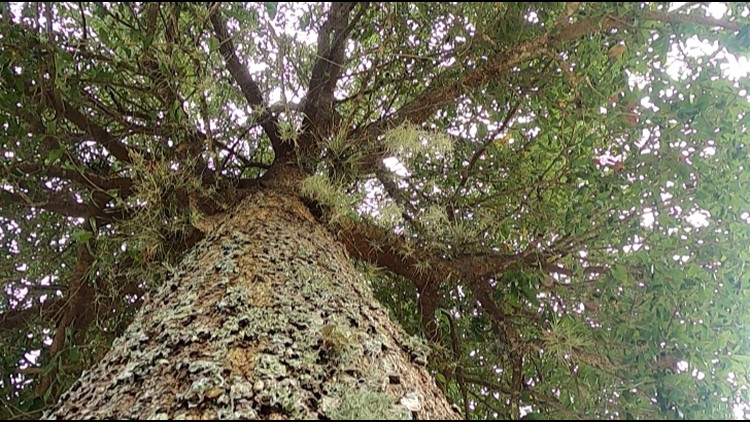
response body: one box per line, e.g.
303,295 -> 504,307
69,347 -> 81,364
264,2 -> 277,19
611,264 -> 628,283
476,122 -> 488,139
71,229 -> 93,244
44,147 -> 64,166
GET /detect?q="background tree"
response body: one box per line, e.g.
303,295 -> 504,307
1,1 -> 749,419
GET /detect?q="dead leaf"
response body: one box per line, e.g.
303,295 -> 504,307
622,112 -> 638,126
607,44 -> 627,58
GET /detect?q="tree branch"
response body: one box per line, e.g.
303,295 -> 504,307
43,92 -> 136,165
468,278 -> 525,416
1,62 -> 139,165
36,241 -> 96,397
450,100 -> 521,205
332,216 -> 452,339
0,187 -> 99,219
335,218 -> 439,292
300,2 -> 365,144
208,6 -> 287,158
644,10 -> 742,31
10,162 -> 133,198
347,11 -> 662,173
374,164 -> 419,222
0,298 -> 65,332
353,35 -> 548,156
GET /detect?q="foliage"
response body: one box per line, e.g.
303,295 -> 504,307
1,1 -> 749,420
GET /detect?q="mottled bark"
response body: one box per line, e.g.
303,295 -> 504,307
45,188 -> 459,420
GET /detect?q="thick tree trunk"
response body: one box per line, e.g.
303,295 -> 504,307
45,188 -> 459,420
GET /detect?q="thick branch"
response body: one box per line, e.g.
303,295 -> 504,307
208,6 -> 287,158
209,9 -> 264,108
374,165 -> 419,220
0,180 -> 131,222
458,243 -> 578,281
53,97 -> 134,164
300,2 -> 364,143
333,217 -> 452,339
11,162 -> 133,197
0,187 -> 99,219
336,218 -> 440,291
354,35 -> 547,151
351,9 -> 727,173
0,298 -> 65,332
3,67 -> 138,165
36,241 -> 96,397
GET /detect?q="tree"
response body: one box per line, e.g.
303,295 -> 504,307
1,1 -> 749,419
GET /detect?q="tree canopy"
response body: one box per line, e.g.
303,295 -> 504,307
1,2 -> 750,419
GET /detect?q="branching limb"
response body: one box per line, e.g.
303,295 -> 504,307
0,299 -> 65,332
300,2 -> 368,146
208,5 -> 287,159
36,240 -> 96,398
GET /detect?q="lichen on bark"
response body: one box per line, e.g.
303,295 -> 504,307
45,189 -> 459,420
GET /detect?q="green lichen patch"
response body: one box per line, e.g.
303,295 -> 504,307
324,384 -> 410,420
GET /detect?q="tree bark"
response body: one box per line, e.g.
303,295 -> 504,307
45,188 -> 459,420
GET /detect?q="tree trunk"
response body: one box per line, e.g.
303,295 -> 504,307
45,188 -> 460,420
